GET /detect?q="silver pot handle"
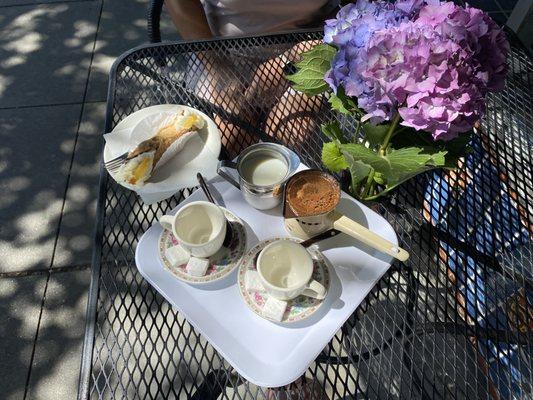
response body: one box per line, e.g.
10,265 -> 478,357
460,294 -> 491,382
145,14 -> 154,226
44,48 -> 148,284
217,160 -> 240,190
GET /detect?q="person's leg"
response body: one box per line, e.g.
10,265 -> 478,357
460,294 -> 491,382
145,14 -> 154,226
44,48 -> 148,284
190,52 -> 262,155
264,87 -> 326,160
244,41 -> 326,156
266,376 -> 327,399
190,41 -> 324,156
164,0 -> 213,40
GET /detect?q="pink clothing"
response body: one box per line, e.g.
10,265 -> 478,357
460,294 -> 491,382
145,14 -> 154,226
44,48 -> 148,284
202,0 -> 339,37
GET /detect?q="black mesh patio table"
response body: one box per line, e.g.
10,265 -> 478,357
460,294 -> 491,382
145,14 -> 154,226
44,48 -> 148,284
78,30 -> 532,400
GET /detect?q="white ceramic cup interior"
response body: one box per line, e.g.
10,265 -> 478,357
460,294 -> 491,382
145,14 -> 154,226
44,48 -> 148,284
159,201 -> 226,257
257,240 -> 326,300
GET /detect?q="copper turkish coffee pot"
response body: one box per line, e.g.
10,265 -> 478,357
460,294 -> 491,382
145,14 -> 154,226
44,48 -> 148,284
283,170 -> 409,262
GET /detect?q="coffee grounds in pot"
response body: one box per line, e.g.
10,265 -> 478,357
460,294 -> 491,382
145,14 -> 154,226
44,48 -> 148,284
286,170 -> 340,216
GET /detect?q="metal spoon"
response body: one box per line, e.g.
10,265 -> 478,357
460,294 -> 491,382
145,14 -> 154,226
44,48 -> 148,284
196,173 -> 233,247
252,229 -> 341,266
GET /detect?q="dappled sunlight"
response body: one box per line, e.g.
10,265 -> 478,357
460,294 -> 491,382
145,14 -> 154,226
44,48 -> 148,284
84,0 -> 177,102
7,5 -> 68,30
0,277 -> 45,336
31,351 -> 82,398
73,19 -> 98,39
91,53 -> 118,76
0,3 -> 100,108
1,55 -> 27,68
2,176 -> 31,191
60,138 -> 76,154
50,105 -> 103,270
0,191 -> 62,271
63,19 -> 98,48
0,275 -> 46,399
1,239 -> 53,271
0,243 -> 92,400
0,0 -> 106,285
4,31 -> 42,54
54,63 -> 78,76
24,270 -> 90,399
0,105 -> 78,273
0,278 -> 17,297
0,73 -> 13,98
67,183 -> 91,203
0,0 -> 176,398
54,208 -> 97,267
15,197 -> 63,237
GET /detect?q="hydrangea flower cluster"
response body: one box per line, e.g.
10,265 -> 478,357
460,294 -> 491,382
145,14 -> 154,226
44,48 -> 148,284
324,1 -> 409,101
324,0 -> 509,140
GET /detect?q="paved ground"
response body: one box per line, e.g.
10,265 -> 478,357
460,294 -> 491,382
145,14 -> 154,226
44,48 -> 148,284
0,1 -> 175,398
0,0 -> 519,399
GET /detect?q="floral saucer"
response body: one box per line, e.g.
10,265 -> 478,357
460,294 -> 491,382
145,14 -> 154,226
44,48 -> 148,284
158,208 -> 246,284
237,237 -> 330,324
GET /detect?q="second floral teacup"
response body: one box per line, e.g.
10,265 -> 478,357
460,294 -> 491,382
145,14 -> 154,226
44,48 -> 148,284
256,239 -> 326,301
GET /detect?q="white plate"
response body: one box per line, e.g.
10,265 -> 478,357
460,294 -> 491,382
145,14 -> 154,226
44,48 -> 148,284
104,104 -> 221,202
159,208 -> 247,285
135,170 -> 398,388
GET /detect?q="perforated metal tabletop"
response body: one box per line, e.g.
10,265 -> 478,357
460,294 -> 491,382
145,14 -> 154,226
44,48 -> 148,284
78,30 -> 532,399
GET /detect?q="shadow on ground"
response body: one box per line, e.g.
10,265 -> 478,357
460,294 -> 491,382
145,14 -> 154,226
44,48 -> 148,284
0,0 -> 176,398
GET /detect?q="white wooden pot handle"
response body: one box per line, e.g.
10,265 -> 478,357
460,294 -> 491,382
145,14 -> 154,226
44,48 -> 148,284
328,211 -> 409,262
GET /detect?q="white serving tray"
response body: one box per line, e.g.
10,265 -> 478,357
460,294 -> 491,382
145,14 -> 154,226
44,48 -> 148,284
135,172 -> 398,388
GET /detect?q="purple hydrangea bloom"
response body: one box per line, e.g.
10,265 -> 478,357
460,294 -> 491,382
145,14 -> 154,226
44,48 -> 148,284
416,3 -> 510,92
324,1 -> 509,140
361,21 -> 484,139
323,0 -> 410,97
395,0 -> 428,15
324,1 -> 404,47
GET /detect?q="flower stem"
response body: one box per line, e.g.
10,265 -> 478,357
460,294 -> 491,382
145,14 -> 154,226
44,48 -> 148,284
359,113 -> 401,199
364,188 -> 391,201
379,113 -> 401,156
362,169 -> 375,198
354,119 -> 362,139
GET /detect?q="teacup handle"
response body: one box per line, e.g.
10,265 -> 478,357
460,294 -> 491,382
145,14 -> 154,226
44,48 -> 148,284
217,160 -> 240,190
302,280 -> 326,300
159,215 -> 174,232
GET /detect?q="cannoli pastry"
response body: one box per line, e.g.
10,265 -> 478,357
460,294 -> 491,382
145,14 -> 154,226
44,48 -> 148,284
115,110 -> 205,186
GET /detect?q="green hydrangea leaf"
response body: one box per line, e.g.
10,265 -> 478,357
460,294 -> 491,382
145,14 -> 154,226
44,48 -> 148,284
373,172 -> 386,185
322,142 -> 348,173
362,122 -> 391,148
328,87 -> 359,115
384,147 -> 448,185
339,144 -> 372,192
285,44 -> 336,96
321,122 -> 348,144
340,143 -> 386,171
348,161 -> 372,189
390,128 -> 472,168
340,143 -> 448,187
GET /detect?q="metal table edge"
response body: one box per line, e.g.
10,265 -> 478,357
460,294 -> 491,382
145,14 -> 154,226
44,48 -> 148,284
75,28 -> 533,399
97,27 -> 324,73
77,70 -> 117,400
